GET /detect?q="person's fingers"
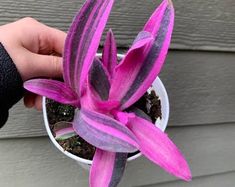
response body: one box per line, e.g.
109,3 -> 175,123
24,92 -> 36,108
35,26 -> 67,55
24,90 -> 42,111
44,26 -> 66,55
26,51 -> 63,79
17,17 -> 66,55
34,95 -> 42,111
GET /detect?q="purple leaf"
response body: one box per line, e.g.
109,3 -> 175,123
109,0 -> 174,110
24,79 -> 79,106
109,31 -> 154,104
90,149 -> 127,187
88,57 -> 110,101
80,84 -> 119,113
87,57 -> 120,112
127,114 -> 192,181
126,107 -> 152,122
144,0 -> 171,36
112,110 -> 136,126
73,108 -> 139,152
102,29 -> 118,78
53,121 -> 76,140
63,0 -> 115,96
83,87 -> 120,113
132,31 -> 154,45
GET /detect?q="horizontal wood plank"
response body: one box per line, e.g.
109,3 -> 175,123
0,137 -> 89,187
0,0 -> 235,51
1,50 -> 235,138
161,50 -> 235,127
121,123 -> 235,186
139,172 -> 235,187
0,124 -> 235,186
0,101 -> 45,138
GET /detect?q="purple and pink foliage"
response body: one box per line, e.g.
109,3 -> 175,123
24,0 -> 192,186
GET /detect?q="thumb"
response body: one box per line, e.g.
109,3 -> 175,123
26,52 -> 63,80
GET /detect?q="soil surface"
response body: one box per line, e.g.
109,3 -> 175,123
133,90 -> 162,122
47,90 -> 162,160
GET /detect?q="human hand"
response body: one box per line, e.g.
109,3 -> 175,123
0,17 -> 66,110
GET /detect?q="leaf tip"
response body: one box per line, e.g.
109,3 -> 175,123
108,28 -> 113,34
179,164 -> 192,182
183,175 -> 192,182
23,80 -> 32,89
167,0 -> 173,7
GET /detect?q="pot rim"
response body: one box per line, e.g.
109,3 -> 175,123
43,53 -> 169,165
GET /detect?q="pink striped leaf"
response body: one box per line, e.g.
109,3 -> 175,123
109,31 -> 153,105
102,29 -> 118,78
53,121 -> 76,140
88,57 -> 110,101
63,0 -> 114,96
87,57 -> 120,112
73,108 -> 139,152
90,149 -> 127,187
126,114 -> 192,181
126,106 -> 152,122
109,0 -> 174,110
24,79 -> 79,107
84,85 -> 120,113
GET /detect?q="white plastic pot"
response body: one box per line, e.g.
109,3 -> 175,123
43,54 -> 169,170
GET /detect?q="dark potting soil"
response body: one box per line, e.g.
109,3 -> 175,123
47,90 -> 162,160
133,90 -> 162,122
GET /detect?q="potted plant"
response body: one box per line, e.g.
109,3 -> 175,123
24,0 -> 192,186
42,68 -> 169,170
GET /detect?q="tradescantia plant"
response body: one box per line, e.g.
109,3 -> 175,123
24,0 -> 192,186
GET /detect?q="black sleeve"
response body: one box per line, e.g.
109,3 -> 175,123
0,43 -> 24,128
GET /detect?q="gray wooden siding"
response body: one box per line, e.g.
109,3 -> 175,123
1,124 -> 235,187
139,172 -> 235,187
1,0 -> 235,51
0,0 -> 235,186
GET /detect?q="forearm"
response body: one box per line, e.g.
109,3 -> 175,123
0,43 -> 24,127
